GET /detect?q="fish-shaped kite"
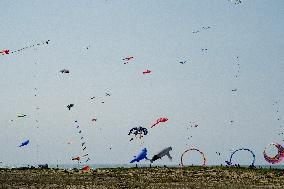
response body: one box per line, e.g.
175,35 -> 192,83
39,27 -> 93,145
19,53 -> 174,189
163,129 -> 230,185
130,148 -> 148,163
149,147 -> 173,163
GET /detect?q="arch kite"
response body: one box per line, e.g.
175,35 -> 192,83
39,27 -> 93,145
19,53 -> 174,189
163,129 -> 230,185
180,148 -> 207,167
263,143 -> 284,164
225,148 -> 255,166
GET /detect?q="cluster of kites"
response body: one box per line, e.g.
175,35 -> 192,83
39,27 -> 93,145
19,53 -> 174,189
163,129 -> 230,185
3,0 -> 284,170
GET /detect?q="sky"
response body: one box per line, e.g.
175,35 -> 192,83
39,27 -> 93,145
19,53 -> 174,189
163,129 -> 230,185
0,0 -> 284,166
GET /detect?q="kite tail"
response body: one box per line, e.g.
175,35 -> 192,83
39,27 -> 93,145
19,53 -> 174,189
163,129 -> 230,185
150,122 -> 159,128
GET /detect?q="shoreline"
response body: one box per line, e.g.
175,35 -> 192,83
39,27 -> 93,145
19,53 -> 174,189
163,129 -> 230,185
1,166 -> 284,188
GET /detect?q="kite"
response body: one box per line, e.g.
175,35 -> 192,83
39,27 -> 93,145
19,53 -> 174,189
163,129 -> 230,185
149,147 -> 173,163
72,156 -> 80,161
201,48 -> 208,52
60,69 -> 70,73
128,126 -> 148,141
150,118 -> 168,128
143,70 -> 151,74
105,93 -> 111,96
2,40 -> 50,56
123,56 -> 134,64
91,118 -> 97,122
188,121 -> 199,128
179,61 -> 187,64
72,121 -> 91,163
19,140 -> 29,147
263,143 -> 284,164
232,89 -> 237,92
0,49 -> 9,55
193,26 -> 211,34
17,114 -> 27,118
229,0 -> 242,4
67,104 -> 74,110
82,165 -> 90,171
180,148 -> 207,166
225,148 -> 256,166
130,148 -> 148,163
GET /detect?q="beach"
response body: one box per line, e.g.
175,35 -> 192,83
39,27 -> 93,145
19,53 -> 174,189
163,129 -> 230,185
1,166 -> 284,188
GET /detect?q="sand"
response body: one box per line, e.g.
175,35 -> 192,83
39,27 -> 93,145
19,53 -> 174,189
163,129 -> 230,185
0,166 -> 284,188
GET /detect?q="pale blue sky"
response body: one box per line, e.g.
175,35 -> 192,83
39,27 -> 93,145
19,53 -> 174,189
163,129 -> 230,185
0,0 -> 284,166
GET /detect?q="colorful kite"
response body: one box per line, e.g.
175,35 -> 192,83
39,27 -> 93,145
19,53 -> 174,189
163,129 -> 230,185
150,118 -> 168,128
263,143 -> 284,164
180,148 -> 207,166
225,148 -> 256,166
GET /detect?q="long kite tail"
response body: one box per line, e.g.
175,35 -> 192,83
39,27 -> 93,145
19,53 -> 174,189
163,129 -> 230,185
150,122 -> 159,128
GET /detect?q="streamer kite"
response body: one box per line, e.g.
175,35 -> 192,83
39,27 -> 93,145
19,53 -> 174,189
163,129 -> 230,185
2,40 -> 50,56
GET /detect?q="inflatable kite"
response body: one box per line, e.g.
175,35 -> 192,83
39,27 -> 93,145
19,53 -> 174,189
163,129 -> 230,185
19,140 -> 29,147
149,147 -> 172,163
128,126 -> 148,141
263,143 -> 284,164
150,118 -> 168,128
180,148 -> 207,166
225,148 -> 256,166
130,148 -> 148,163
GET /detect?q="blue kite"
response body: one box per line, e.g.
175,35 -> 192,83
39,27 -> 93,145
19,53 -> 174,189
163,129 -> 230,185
19,140 -> 29,147
130,148 -> 148,163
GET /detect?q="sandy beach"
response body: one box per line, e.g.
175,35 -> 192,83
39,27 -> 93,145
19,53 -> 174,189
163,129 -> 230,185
1,166 -> 284,188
